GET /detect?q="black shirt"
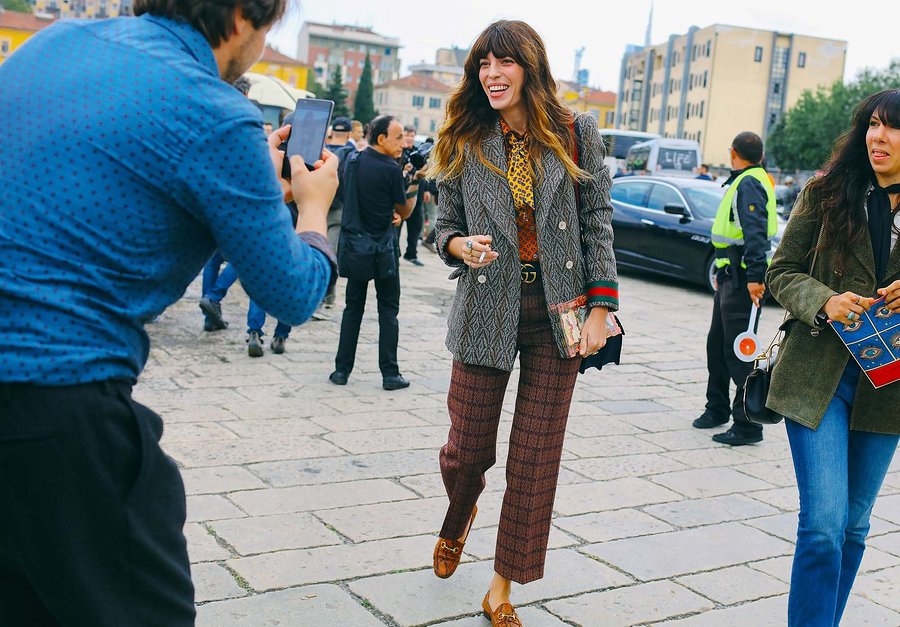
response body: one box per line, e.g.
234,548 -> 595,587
352,147 -> 406,234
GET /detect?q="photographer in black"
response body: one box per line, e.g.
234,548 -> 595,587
330,115 -> 422,390
398,126 -> 429,266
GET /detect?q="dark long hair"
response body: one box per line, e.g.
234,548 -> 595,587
807,89 -> 900,269
430,20 -> 583,182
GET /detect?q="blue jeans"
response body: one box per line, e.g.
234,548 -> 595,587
201,251 -> 225,296
786,362 -> 899,626
247,299 -> 291,338
204,263 -> 239,302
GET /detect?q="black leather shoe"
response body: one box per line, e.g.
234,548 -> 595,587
404,257 -> 425,267
329,371 -> 348,385
382,375 -> 410,390
692,411 -> 729,429
247,331 -> 263,357
712,428 -> 763,446
271,336 -> 286,354
199,297 -> 228,331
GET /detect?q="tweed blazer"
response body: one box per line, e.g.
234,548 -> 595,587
434,113 -> 618,372
766,187 -> 900,434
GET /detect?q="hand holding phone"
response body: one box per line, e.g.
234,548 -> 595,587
280,98 -> 334,180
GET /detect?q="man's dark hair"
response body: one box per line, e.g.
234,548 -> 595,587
403,125 -> 416,134
368,115 -> 396,144
731,131 -> 764,164
132,0 -> 287,47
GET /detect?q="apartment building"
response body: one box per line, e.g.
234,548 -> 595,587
33,0 -> 132,18
617,24 -> 846,167
374,74 -> 450,135
0,9 -> 55,64
297,22 -> 401,100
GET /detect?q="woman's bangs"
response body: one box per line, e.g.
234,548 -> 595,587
470,26 -> 521,67
872,90 -> 900,129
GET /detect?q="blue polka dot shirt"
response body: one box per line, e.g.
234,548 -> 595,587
0,15 -> 333,385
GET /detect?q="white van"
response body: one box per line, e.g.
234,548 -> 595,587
598,129 -> 660,175
625,138 -> 702,178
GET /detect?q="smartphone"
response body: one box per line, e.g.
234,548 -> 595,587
281,98 -> 334,179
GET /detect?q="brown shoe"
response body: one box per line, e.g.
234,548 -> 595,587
482,591 -> 522,626
433,504 -> 477,579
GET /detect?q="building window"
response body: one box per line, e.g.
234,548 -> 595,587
798,52 -> 807,68
773,82 -> 780,94
706,41 -> 711,56
428,97 -> 441,109
430,119 -> 436,132
703,71 -> 708,87
754,46 -> 763,63
605,111 -> 615,125
412,95 -> 425,107
700,101 -> 704,118
413,117 -> 419,129
0,39 -> 9,54
385,48 -> 392,55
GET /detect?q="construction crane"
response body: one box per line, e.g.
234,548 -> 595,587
572,47 -> 585,84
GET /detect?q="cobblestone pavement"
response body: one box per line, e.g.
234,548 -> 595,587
139,257 -> 900,626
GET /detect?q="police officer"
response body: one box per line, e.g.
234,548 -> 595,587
693,131 -> 777,446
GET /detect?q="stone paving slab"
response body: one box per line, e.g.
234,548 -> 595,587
183,523 -> 232,563
648,467 -> 775,499
181,466 -> 268,496
643,494 -> 781,528
166,434 -> 347,467
227,534 -> 437,591
186,495 -> 247,523
228,478 -> 418,516
348,549 -> 631,626
562,453 -> 689,481
192,562 -> 247,603
247,449 -> 438,488
553,477 -> 682,516
196,584 -> 384,626
581,522 -> 792,581
544,580 -> 714,626
552,509 -> 675,543
432,606 -> 570,627
674,564 -> 786,605
209,512 -> 342,555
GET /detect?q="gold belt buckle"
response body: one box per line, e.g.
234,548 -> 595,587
521,263 -> 537,284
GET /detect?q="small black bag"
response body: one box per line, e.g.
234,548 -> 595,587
743,343 -> 783,425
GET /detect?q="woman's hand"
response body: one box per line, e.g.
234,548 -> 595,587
823,292 -> 876,324
451,235 -> 499,269
579,307 -> 609,357
878,281 -> 900,312
392,211 -> 402,227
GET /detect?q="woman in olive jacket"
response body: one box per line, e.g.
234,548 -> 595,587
766,88 -> 900,627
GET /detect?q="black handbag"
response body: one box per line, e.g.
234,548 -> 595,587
743,328 -> 783,425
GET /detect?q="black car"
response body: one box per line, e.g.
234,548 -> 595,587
609,175 -> 782,292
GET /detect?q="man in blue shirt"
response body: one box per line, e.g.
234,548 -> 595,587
0,1 -> 338,624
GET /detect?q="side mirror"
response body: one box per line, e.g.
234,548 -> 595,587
664,204 -> 688,216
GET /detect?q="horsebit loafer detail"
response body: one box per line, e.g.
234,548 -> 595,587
482,592 -> 522,627
433,504 -> 477,579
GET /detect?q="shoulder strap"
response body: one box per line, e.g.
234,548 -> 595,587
340,151 -> 364,234
569,118 -> 581,211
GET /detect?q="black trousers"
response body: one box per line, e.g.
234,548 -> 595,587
398,200 -> 423,260
704,268 -> 763,435
335,272 -> 401,377
0,381 -> 194,627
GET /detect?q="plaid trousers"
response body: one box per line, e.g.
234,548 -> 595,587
439,280 -> 581,584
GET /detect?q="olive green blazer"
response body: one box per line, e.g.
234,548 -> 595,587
766,188 -> 900,434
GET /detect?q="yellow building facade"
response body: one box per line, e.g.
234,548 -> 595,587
0,10 -> 56,64
32,0 -> 132,18
618,24 -> 846,167
558,81 -> 617,129
251,46 -> 310,92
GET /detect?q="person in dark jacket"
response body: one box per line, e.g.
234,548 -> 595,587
766,88 -> 900,627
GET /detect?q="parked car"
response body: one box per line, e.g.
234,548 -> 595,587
609,176 -> 784,292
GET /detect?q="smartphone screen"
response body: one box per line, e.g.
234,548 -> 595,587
285,98 -> 334,168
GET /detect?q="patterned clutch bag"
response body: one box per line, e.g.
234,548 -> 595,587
549,294 -> 623,359
829,296 -> 900,388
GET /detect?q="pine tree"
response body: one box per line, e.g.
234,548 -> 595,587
324,66 -> 350,118
353,53 -> 377,126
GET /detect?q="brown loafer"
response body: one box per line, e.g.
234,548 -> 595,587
433,504 -> 477,579
482,591 -> 522,626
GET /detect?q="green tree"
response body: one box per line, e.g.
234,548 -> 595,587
324,66 -> 350,118
767,59 -> 900,170
353,53 -> 377,126
0,0 -> 32,12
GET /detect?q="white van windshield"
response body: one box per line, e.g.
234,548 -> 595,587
658,148 -> 698,171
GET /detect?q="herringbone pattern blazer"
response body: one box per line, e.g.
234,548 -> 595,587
434,113 -> 618,371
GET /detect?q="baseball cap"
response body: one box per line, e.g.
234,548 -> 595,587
331,117 -> 352,132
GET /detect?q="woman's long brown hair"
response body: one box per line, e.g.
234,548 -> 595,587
806,89 -> 900,271
430,20 -> 585,182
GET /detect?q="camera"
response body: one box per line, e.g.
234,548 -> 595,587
406,139 -> 434,172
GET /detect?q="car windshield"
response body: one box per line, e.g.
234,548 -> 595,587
682,186 -> 725,220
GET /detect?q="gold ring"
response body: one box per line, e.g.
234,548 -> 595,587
852,295 -> 860,304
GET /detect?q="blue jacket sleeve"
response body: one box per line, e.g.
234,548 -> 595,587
735,176 -> 771,284
173,116 -> 333,326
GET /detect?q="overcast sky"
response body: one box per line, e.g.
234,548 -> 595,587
268,0 -> 898,91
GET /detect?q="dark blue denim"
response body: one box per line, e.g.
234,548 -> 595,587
247,299 -> 291,338
785,362 -> 899,626
204,263 -> 239,303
